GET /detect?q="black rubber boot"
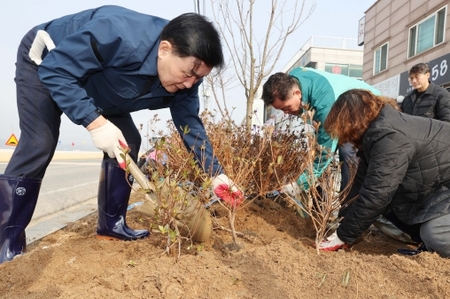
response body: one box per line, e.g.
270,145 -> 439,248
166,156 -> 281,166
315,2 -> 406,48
0,175 -> 41,264
398,242 -> 428,256
383,210 -> 422,243
96,161 -> 150,241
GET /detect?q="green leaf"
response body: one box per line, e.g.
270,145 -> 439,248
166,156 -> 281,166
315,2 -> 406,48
277,155 -> 284,164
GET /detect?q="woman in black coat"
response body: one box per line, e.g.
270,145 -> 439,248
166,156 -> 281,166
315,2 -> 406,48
319,89 -> 450,258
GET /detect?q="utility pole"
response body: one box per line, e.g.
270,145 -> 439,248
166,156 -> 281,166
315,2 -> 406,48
202,87 -> 210,111
193,0 -> 210,111
193,0 -> 205,15
193,0 -> 200,14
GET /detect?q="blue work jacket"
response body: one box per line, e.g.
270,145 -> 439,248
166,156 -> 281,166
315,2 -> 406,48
35,5 -> 221,174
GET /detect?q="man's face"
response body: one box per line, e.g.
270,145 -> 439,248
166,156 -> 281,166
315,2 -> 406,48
271,87 -> 302,115
408,71 -> 430,92
157,41 -> 212,93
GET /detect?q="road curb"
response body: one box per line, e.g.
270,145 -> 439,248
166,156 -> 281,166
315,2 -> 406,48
25,187 -> 141,245
27,197 -> 97,244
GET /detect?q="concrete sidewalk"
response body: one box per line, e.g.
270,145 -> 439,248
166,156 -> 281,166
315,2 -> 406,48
0,149 -> 103,244
26,185 -> 145,244
1,150 -> 147,245
27,197 -> 97,244
26,188 -> 142,244
0,149 -> 103,162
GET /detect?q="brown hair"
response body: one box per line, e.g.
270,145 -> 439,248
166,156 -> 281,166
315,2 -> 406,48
409,63 -> 430,76
324,89 -> 399,149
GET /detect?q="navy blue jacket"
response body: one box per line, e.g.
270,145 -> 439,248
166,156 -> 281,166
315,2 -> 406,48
35,5 -> 221,174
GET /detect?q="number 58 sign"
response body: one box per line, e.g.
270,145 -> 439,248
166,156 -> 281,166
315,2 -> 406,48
430,57 -> 448,82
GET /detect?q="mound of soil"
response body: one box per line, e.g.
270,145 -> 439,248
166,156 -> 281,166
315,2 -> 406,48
1,192 -> 449,299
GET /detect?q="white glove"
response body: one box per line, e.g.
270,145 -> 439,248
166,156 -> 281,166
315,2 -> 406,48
89,120 -> 128,168
280,182 -> 302,198
211,174 -> 238,192
211,174 -> 245,207
318,231 -> 347,251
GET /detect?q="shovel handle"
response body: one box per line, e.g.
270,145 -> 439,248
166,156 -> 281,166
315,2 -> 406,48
124,153 -> 155,194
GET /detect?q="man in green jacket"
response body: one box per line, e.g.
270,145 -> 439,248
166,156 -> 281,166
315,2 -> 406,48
262,67 -> 380,196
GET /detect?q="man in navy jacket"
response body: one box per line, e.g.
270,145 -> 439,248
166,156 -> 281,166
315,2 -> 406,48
0,5 -> 235,263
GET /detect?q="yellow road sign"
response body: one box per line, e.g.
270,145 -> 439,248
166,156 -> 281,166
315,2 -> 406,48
5,134 -> 18,146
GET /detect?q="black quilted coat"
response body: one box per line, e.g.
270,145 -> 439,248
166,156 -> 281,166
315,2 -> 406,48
337,105 -> 450,244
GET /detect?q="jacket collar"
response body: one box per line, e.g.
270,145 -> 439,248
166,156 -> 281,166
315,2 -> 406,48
139,38 -> 160,76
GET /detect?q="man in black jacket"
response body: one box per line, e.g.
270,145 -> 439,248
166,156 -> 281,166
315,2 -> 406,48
400,63 -> 450,121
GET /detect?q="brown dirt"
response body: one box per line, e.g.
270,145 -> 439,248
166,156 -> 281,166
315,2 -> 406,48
1,192 -> 450,299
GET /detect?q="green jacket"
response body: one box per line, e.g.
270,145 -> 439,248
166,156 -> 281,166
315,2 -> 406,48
289,67 -> 381,190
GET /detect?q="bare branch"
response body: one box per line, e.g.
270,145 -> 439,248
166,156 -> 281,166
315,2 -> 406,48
210,0 -> 317,128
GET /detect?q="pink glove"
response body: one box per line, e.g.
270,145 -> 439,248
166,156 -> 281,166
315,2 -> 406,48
211,174 -> 238,192
211,174 -> 244,208
319,231 -> 347,251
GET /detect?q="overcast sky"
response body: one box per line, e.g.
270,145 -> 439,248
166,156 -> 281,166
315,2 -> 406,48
0,0 -> 375,151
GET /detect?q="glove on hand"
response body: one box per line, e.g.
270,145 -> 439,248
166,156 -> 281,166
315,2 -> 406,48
280,182 -> 302,198
318,231 -> 347,251
211,174 -> 237,192
89,120 -> 128,168
211,174 -> 244,204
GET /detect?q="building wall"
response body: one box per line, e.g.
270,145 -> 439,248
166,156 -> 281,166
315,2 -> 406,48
363,0 -> 450,97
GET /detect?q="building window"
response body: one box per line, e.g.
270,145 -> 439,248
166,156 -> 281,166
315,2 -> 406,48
325,63 -> 349,76
408,6 -> 446,58
374,43 -> 388,75
349,65 -> 363,79
324,63 -> 362,79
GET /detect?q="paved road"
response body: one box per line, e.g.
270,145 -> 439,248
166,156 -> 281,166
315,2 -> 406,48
0,159 -> 102,243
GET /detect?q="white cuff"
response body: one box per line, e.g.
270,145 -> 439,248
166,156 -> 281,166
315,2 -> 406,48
281,182 -> 302,197
29,30 -> 56,65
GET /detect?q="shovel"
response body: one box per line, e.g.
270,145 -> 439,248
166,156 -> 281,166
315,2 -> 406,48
123,151 -> 213,242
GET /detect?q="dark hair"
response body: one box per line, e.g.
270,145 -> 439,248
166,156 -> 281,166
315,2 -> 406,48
409,63 -> 430,75
324,89 -> 399,149
161,13 -> 224,69
262,72 -> 300,105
